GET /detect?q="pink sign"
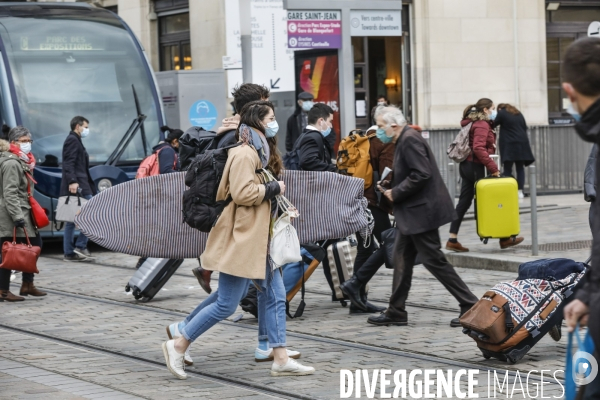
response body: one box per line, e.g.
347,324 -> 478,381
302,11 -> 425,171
287,11 -> 341,49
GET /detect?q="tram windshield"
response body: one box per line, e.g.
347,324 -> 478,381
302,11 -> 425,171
0,11 -> 161,166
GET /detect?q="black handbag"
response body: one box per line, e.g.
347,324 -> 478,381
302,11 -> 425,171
381,227 -> 396,269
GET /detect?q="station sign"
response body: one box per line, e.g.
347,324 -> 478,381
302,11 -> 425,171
287,10 -> 341,49
349,10 -> 402,37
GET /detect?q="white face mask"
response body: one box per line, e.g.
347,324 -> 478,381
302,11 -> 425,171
81,127 -> 90,138
19,142 -> 31,154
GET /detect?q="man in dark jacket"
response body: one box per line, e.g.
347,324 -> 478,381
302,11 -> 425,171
563,40 -> 600,393
298,103 -> 337,172
367,106 -> 478,327
153,126 -> 183,174
286,92 -> 314,152
61,116 -> 97,261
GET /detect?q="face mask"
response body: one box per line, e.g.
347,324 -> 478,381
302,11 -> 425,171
301,101 -> 314,112
265,120 -> 279,138
376,127 -> 393,144
566,103 -> 581,122
320,120 -> 332,137
377,102 -> 386,106
19,142 -> 31,154
81,128 -> 90,138
488,110 -> 497,121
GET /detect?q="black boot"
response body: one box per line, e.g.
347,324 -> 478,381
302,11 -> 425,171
360,285 -> 386,313
339,277 -> 367,311
349,303 -> 370,314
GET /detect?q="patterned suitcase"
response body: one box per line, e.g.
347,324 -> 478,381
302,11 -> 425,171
474,177 -> 520,243
326,241 -> 354,301
461,269 -> 586,363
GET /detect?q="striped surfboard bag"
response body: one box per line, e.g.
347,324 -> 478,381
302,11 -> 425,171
76,170 -> 371,259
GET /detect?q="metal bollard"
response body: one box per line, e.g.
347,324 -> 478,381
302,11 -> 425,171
448,163 -> 456,204
529,165 -> 538,256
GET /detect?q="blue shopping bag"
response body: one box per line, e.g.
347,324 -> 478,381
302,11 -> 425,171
565,324 -> 597,400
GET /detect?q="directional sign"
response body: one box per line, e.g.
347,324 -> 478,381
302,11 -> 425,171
224,0 -> 296,93
588,21 -> 600,37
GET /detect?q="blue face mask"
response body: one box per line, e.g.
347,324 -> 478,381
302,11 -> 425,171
319,120 -> 332,137
488,110 -> 497,121
301,101 -> 314,112
265,120 -> 279,138
567,103 -> 581,122
376,128 -> 393,143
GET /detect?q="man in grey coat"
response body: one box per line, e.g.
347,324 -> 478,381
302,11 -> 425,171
367,106 -> 478,327
584,144 -> 597,238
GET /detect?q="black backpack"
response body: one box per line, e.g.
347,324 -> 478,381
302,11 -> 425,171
182,143 -> 240,232
179,126 -> 218,171
283,132 -> 309,170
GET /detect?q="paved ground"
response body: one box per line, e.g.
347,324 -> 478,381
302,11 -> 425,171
0,193 -> 591,399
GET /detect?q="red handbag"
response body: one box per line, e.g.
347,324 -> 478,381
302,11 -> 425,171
0,227 -> 40,273
26,173 -> 49,229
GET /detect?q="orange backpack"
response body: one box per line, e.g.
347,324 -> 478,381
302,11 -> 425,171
136,148 -> 175,179
336,129 -> 375,190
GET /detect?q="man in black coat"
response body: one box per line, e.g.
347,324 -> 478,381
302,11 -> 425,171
286,91 -> 314,152
297,103 -> 337,172
61,116 -> 96,261
367,106 -> 478,327
563,40 -> 600,393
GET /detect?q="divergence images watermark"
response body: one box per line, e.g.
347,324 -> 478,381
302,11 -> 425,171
340,358 -> 598,399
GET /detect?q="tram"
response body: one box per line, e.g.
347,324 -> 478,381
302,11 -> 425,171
0,3 -> 164,237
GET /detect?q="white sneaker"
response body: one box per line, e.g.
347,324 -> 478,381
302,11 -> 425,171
161,340 -> 187,380
166,324 -> 193,365
271,358 -> 315,376
255,347 -> 301,362
518,190 -> 524,199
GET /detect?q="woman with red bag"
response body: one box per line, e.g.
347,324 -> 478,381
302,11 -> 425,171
0,126 -> 46,301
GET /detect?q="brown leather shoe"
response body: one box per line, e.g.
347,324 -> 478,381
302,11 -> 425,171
20,282 -> 47,297
192,265 -> 212,294
499,237 -> 525,249
0,290 -> 24,302
445,240 -> 469,252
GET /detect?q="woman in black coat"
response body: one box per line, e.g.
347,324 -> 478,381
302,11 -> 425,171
495,104 -> 535,198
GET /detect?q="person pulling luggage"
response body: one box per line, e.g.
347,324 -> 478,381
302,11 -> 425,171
339,125 -> 392,314
445,99 -> 524,253
366,106 -> 479,327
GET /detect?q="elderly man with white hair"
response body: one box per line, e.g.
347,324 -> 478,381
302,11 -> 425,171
367,106 -> 478,327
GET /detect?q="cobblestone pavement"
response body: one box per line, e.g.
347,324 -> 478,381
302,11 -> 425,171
0,246 -> 572,399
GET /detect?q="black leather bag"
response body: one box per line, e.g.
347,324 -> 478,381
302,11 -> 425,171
381,227 -> 396,269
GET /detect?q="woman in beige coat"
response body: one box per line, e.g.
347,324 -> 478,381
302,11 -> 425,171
162,101 -> 314,379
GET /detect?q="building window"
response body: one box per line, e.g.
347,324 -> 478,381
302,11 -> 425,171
159,12 -> 191,71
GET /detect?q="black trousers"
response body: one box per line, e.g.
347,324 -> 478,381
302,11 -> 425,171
0,233 -> 42,291
449,161 -> 486,235
503,161 -> 525,190
354,206 -> 392,283
386,228 -> 478,319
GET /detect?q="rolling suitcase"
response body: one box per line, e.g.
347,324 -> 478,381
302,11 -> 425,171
474,177 -> 520,244
125,258 -> 184,302
326,240 -> 354,303
460,259 -> 588,364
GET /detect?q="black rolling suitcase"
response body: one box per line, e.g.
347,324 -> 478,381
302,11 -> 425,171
125,258 -> 184,302
461,258 -> 588,364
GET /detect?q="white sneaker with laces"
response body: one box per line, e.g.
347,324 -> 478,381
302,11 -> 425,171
162,340 -> 187,379
166,323 -> 193,365
271,358 -> 315,376
255,347 -> 301,362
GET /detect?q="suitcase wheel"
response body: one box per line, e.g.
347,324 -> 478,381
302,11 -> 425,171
140,296 -> 152,303
482,238 -> 489,245
125,285 -> 130,292
340,300 -> 348,307
505,346 -> 530,364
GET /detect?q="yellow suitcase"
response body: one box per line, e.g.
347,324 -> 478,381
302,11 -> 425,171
474,177 -> 520,243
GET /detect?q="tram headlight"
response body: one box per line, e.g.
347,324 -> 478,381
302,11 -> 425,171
98,178 -> 113,192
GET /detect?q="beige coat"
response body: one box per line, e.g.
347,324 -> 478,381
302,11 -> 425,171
200,144 -> 270,279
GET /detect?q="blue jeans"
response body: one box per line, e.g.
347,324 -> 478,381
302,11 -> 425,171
181,272 -> 249,342
256,263 -> 287,348
63,194 -> 92,256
